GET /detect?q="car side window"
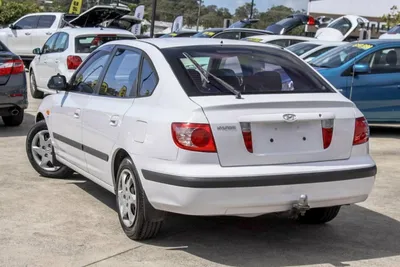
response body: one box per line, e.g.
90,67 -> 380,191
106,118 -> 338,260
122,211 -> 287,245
289,40 -> 306,46
53,33 -> 68,52
219,56 -> 243,76
214,32 -> 240,40
138,57 -> 158,97
14,15 -> 39,30
357,47 -> 400,74
37,15 -> 56,29
268,39 -> 289,48
99,48 -> 141,98
42,33 -> 59,54
70,51 -> 111,94
241,31 -> 264,38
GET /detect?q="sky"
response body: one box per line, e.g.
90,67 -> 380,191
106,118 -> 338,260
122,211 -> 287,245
202,0 -> 396,17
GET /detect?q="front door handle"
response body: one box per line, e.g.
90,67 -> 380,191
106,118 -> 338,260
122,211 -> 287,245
46,32 -> 52,35
110,115 -> 119,127
25,32 -> 31,36
74,109 -> 80,119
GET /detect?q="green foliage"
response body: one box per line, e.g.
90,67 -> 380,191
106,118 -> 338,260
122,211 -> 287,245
382,5 -> 400,29
0,0 -> 40,25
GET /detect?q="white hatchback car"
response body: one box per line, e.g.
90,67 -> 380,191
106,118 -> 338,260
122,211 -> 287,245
29,27 -> 136,99
25,38 -> 377,240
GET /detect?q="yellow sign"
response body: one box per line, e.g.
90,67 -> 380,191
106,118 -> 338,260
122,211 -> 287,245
246,37 -> 263,43
170,33 -> 178,37
352,43 -> 374,50
203,31 -> 215,36
69,0 -> 82,15
101,82 -> 108,94
119,86 -> 127,97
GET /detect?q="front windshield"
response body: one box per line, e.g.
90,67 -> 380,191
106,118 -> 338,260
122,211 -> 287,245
309,43 -> 375,68
287,43 -> 320,56
388,25 -> 400,34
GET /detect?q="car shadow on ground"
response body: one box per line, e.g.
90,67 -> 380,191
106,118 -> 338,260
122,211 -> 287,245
72,177 -> 400,267
370,125 -> 400,139
0,112 -> 35,138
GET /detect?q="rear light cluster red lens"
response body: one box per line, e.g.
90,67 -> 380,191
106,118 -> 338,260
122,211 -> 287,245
67,55 -> 82,70
240,122 -> 253,153
321,119 -> 334,149
307,16 -> 316,25
0,59 -> 24,76
353,117 -> 369,145
171,123 -> 216,152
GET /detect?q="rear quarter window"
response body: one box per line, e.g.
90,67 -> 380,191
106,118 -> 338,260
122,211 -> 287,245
75,35 -> 136,53
162,45 -> 335,97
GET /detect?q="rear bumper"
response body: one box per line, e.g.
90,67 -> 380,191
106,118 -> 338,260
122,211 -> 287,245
138,156 -> 377,216
0,73 -> 28,114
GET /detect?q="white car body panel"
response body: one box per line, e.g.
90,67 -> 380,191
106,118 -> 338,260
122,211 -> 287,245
35,38 -> 377,217
315,15 -> 369,41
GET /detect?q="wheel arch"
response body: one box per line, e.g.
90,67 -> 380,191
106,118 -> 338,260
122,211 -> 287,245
35,112 -> 45,123
112,148 -> 131,188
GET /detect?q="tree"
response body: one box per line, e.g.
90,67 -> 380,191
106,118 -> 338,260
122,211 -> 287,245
0,1 -> 40,25
234,2 -> 258,20
382,5 -> 400,29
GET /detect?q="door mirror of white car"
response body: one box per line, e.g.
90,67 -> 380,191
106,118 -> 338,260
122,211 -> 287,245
353,64 -> 370,74
48,74 -> 68,91
32,48 -> 42,55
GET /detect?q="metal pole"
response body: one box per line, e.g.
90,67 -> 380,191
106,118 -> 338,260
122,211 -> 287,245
249,0 -> 254,19
150,0 -> 157,38
196,0 -> 202,32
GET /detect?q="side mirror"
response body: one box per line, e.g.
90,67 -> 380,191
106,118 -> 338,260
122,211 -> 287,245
48,74 -> 68,91
9,24 -> 15,29
32,48 -> 41,55
353,64 -> 370,74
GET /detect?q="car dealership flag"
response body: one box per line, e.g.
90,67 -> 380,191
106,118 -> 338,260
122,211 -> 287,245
172,15 -> 183,32
131,5 -> 145,35
69,0 -> 83,15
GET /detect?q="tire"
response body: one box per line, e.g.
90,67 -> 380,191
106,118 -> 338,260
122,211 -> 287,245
297,206 -> 341,224
26,120 -> 74,178
116,158 -> 164,240
2,110 -> 24,126
30,70 -> 44,99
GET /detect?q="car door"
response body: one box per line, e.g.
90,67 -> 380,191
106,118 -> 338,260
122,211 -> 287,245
49,32 -> 69,77
8,15 -> 39,56
81,46 -> 141,184
349,46 -> 400,122
34,15 -> 57,50
34,33 -> 59,89
50,48 -> 112,172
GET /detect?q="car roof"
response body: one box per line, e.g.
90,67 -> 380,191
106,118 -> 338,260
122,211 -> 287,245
355,39 -> 400,45
292,40 -> 348,46
201,28 -> 225,32
221,28 -> 273,34
118,37 -> 282,50
58,27 -> 135,36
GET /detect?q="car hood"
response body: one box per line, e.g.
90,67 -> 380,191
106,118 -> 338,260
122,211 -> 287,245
69,5 -> 131,28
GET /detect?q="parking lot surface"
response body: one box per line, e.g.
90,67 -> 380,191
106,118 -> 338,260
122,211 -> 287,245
0,84 -> 399,267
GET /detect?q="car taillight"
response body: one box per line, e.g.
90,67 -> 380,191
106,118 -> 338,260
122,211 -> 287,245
353,117 -> 369,145
171,123 -> 217,152
67,55 -> 82,70
321,119 -> 334,149
240,122 -> 253,153
307,16 -> 316,25
0,59 -> 24,76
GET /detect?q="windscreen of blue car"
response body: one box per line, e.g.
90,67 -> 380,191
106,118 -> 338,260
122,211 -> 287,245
162,45 -> 335,96
309,43 -> 375,68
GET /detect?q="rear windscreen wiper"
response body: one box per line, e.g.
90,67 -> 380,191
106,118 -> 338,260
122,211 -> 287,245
182,52 -> 242,99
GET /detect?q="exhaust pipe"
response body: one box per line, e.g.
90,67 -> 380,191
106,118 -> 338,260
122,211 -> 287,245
10,108 -> 19,116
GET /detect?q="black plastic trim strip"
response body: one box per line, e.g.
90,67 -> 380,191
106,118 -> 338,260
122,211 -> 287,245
53,132 -> 109,162
141,166 -> 377,188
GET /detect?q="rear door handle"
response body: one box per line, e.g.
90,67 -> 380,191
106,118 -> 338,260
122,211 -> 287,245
25,32 -> 31,36
110,115 -> 119,127
74,109 -> 81,119
46,32 -> 52,35
55,60 -> 59,64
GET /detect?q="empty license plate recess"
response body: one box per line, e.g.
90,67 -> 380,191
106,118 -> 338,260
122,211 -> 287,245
251,121 -> 323,155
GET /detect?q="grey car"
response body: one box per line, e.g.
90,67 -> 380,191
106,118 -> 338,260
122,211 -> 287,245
0,41 -> 27,126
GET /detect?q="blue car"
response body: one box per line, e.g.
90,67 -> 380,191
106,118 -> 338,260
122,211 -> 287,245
309,40 -> 400,123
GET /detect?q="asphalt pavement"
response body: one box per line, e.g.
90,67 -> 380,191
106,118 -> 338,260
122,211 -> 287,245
0,81 -> 399,267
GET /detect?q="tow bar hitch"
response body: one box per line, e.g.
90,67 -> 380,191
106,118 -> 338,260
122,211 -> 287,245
290,194 -> 310,218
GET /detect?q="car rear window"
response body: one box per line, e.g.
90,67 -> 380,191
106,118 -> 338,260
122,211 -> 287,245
162,45 -> 334,96
75,35 -> 136,53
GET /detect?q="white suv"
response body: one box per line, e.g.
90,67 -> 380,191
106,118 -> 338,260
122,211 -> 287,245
25,38 -> 377,240
29,28 -> 136,99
